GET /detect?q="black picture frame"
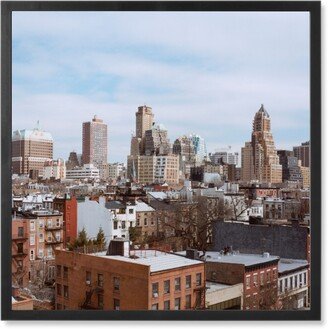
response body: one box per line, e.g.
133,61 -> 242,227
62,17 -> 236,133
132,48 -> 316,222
1,0 -> 321,321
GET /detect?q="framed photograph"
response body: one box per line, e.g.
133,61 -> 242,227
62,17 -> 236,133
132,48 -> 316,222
1,0 -> 321,321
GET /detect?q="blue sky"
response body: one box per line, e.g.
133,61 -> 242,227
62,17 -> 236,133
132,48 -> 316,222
12,11 -> 310,163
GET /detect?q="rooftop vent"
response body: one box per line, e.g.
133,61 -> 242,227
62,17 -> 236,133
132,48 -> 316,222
186,249 -> 199,260
262,252 -> 270,258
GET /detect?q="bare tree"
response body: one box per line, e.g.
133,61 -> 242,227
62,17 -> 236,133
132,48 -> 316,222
225,194 -> 253,221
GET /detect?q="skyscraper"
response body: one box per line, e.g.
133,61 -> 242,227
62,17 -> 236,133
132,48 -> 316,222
82,115 -> 108,168
293,141 -> 310,167
12,124 -> 53,175
190,134 -> 207,165
144,123 -> 171,156
241,105 -> 282,183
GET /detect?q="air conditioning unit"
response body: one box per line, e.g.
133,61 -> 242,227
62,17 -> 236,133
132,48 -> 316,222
86,280 -> 91,285
153,293 -> 159,298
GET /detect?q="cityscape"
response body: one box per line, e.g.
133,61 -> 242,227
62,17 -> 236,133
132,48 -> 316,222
10,11 -> 310,313
11,104 -> 310,311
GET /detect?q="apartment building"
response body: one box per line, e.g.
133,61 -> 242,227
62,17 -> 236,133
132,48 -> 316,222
55,240 -> 205,310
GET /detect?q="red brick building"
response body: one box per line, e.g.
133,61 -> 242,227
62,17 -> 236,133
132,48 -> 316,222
55,240 -> 205,310
12,218 -> 30,287
53,195 -> 77,246
190,251 -> 280,310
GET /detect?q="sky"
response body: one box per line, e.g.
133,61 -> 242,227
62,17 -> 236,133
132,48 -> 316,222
12,11 -> 310,164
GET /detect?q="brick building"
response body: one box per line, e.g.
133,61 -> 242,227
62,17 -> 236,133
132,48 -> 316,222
193,251 -> 279,310
53,194 -> 78,245
55,240 -> 205,310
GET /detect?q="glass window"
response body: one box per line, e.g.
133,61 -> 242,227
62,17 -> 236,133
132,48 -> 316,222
114,277 -> 120,291
253,274 -> 258,286
164,300 -> 170,310
30,234 -> 35,246
164,280 -> 170,294
98,294 -> 104,309
18,227 -> 24,237
63,266 -> 68,279
246,276 -> 251,289
303,273 -> 307,285
86,271 -> 91,284
196,273 -> 202,286
260,273 -> 264,285
98,273 -> 104,287
290,276 -> 293,289
144,218 -> 148,226
174,298 -> 181,310
129,209 -> 134,214
63,285 -> 69,298
121,221 -> 126,229
114,299 -> 120,310
185,275 -> 191,289
114,221 -> 118,230
175,277 -> 181,291
284,278 -> 288,290
185,295 -> 191,309
151,304 -> 158,310
152,282 -> 159,297
295,275 -> 298,287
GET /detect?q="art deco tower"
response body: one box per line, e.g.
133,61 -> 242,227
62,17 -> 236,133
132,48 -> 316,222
241,105 -> 282,183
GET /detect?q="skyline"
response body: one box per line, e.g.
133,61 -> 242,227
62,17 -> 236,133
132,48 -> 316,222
12,11 -> 310,163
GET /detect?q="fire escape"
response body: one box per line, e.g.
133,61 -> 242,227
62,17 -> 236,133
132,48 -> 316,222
12,234 -> 28,285
80,281 -> 104,310
193,285 -> 207,310
45,224 -> 63,250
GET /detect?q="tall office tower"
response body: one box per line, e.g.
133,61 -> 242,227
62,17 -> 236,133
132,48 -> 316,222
144,123 -> 171,156
12,124 -> 53,175
173,135 -> 196,178
277,150 -> 302,182
66,151 -> 80,170
82,115 -> 108,168
241,142 -> 254,182
293,141 -> 310,167
189,134 -> 207,165
131,105 -> 154,155
241,105 -> 282,183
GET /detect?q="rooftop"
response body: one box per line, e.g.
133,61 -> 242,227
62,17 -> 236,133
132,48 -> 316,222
206,281 -> 233,294
135,201 -> 155,212
278,258 -> 308,274
92,250 -> 203,273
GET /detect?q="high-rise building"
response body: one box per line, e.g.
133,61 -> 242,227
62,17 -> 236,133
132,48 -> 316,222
241,105 -> 282,183
277,150 -> 302,182
145,123 -> 171,156
66,151 -> 80,170
12,125 -> 53,175
190,134 -> 207,165
209,148 -> 239,166
293,141 -> 310,167
131,105 -> 154,155
82,115 -> 108,168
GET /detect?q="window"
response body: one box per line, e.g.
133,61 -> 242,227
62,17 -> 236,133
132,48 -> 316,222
175,277 -> 181,291
290,276 -> 293,289
39,233 -> 44,243
152,282 -> 159,297
121,221 -> 126,229
164,300 -> 170,310
260,273 -> 264,286
114,277 -> 120,291
284,278 -> 288,290
273,269 -> 277,280
151,304 -> 158,310
295,275 -> 298,287
136,218 -> 140,226
129,209 -> 134,214
98,273 -> 104,287
164,280 -> 170,294
114,299 -> 120,310
185,295 -> 191,309
246,276 -> 251,289
185,275 -> 191,289
63,285 -> 69,298
57,284 -> 62,296
174,298 -> 181,310
86,271 -> 91,285
144,218 -> 148,226
38,249 -> 44,258
253,274 -> 258,286
266,271 -> 270,283
303,273 -> 307,285
63,266 -> 68,279
30,221 -> 35,231
30,249 -> 34,261
18,227 -> 24,237
98,294 -> 104,309
30,234 -> 35,246
196,273 -> 202,286
299,274 -> 302,285
279,280 -> 283,293
114,221 -> 118,230
39,220 -> 44,228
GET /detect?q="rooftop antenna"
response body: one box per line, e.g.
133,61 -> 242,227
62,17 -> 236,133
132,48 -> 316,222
36,120 -> 40,130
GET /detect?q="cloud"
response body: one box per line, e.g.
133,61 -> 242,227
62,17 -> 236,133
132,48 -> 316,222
12,11 -> 310,163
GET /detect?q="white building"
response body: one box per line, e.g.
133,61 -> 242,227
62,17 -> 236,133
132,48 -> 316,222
43,158 -> 66,180
66,164 -> 100,180
190,134 -> 207,165
278,259 -> 309,309
210,148 -> 239,166
108,163 -> 125,180
105,200 -> 137,240
19,194 -> 54,212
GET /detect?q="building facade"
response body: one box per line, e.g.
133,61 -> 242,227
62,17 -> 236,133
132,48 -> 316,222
293,141 -> 310,167
66,164 -> 100,180
82,115 -> 108,168
12,126 -> 53,176
43,158 -> 66,180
